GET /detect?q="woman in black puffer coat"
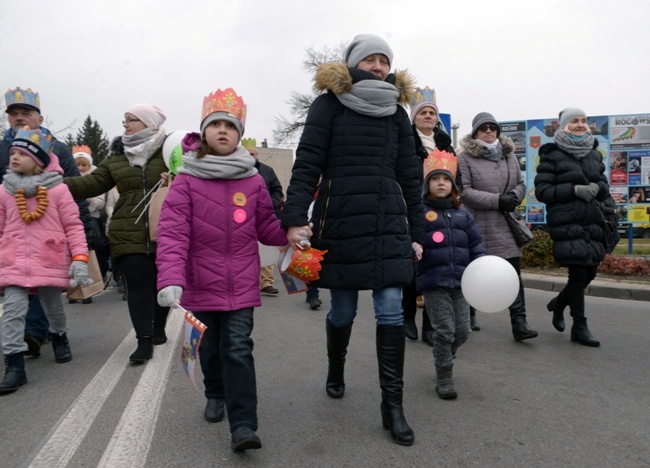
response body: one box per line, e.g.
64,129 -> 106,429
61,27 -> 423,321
282,34 -> 424,446
535,107 -> 612,347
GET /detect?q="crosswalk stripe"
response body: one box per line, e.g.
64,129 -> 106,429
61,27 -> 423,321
97,311 -> 183,468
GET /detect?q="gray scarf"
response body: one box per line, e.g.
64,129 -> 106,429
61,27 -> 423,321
3,171 -> 63,196
553,130 -> 595,160
477,139 -> 503,163
178,146 -> 258,180
336,80 -> 399,117
122,127 -> 167,167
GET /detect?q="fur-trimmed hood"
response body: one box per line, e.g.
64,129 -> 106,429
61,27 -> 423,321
458,134 -> 516,158
313,62 -> 415,106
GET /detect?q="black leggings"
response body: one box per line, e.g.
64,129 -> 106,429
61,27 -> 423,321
118,254 -> 169,339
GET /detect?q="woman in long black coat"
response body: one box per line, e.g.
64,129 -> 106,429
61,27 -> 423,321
282,34 -> 424,446
535,107 -> 612,347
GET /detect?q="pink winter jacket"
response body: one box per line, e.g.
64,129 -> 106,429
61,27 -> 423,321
0,154 -> 88,289
156,172 -> 287,312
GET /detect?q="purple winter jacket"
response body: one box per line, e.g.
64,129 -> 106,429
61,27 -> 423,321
156,172 -> 287,312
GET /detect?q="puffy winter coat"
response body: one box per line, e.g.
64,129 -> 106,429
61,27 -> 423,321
1,131 -> 93,235
415,198 -> 485,291
281,63 -> 424,290
534,140 -> 610,266
457,135 -> 524,259
0,155 -> 87,289
156,173 -> 287,312
255,159 -> 284,215
64,142 -> 167,259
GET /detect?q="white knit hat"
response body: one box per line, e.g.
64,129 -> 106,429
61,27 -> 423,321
125,103 -> 166,129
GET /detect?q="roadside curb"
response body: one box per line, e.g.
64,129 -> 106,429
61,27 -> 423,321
522,273 -> 650,302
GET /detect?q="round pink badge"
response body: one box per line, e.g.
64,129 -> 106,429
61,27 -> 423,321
432,231 -> 444,243
233,208 -> 247,223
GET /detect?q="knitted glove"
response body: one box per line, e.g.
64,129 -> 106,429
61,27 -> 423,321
411,242 -> 423,261
498,192 -> 519,212
68,260 -> 93,287
575,184 -> 599,202
157,285 -> 183,307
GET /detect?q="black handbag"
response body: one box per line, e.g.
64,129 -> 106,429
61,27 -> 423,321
502,159 -> 534,248
504,210 -> 534,248
596,201 -> 616,254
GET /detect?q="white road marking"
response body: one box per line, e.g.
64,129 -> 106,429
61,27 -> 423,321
27,330 -> 133,467
25,309 -> 183,468
97,311 -> 183,468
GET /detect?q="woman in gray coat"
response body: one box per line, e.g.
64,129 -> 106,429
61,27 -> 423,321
457,113 -> 538,342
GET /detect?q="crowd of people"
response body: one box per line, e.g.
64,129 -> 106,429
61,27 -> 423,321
0,33 -> 616,452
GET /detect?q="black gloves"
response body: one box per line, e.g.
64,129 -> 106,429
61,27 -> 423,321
498,192 -> 519,212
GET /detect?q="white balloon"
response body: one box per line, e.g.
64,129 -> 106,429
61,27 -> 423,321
461,255 -> 519,313
162,130 -> 190,174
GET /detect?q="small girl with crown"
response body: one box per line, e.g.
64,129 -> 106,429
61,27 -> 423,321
0,127 -> 91,394
416,149 -> 485,400
155,88 -> 287,452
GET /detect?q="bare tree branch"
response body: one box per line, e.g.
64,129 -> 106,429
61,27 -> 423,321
272,42 -> 346,147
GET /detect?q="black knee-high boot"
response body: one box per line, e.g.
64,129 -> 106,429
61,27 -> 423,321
377,325 -> 414,446
509,280 -> 538,342
326,319 -> 352,399
547,292 -> 567,332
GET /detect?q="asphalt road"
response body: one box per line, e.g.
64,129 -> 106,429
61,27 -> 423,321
1,282 -> 649,467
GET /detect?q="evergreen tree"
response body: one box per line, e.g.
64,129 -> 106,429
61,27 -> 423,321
64,133 -> 76,148
70,115 -> 110,164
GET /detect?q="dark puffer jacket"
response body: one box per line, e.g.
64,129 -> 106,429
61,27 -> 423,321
534,140 -> 610,266
416,198 -> 485,291
64,139 -> 168,259
281,63 -> 424,290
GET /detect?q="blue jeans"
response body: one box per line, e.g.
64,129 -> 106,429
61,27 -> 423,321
327,288 -> 404,327
25,295 -> 50,342
194,308 -> 257,433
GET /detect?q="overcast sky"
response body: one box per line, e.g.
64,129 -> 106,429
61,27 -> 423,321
1,0 -> 649,149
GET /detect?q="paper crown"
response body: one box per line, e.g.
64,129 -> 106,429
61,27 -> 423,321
411,86 -> 437,106
11,126 -> 53,166
423,148 -> 457,181
241,138 -> 256,149
5,87 -> 40,112
72,145 -> 92,155
201,88 -> 247,126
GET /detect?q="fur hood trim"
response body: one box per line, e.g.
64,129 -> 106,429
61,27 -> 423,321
313,62 -> 415,106
458,134 -> 516,158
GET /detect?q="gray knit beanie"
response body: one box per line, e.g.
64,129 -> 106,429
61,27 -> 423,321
471,112 -> 501,138
345,34 -> 393,68
559,107 -> 587,130
200,111 -> 244,139
410,102 -> 439,124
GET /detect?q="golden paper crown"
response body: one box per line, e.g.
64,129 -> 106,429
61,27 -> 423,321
5,87 -> 40,111
72,145 -> 92,155
241,138 -> 256,149
423,148 -> 457,181
411,86 -> 437,106
201,88 -> 247,126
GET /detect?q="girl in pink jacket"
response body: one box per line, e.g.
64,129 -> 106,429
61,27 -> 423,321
0,127 -> 90,394
156,88 -> 287,453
